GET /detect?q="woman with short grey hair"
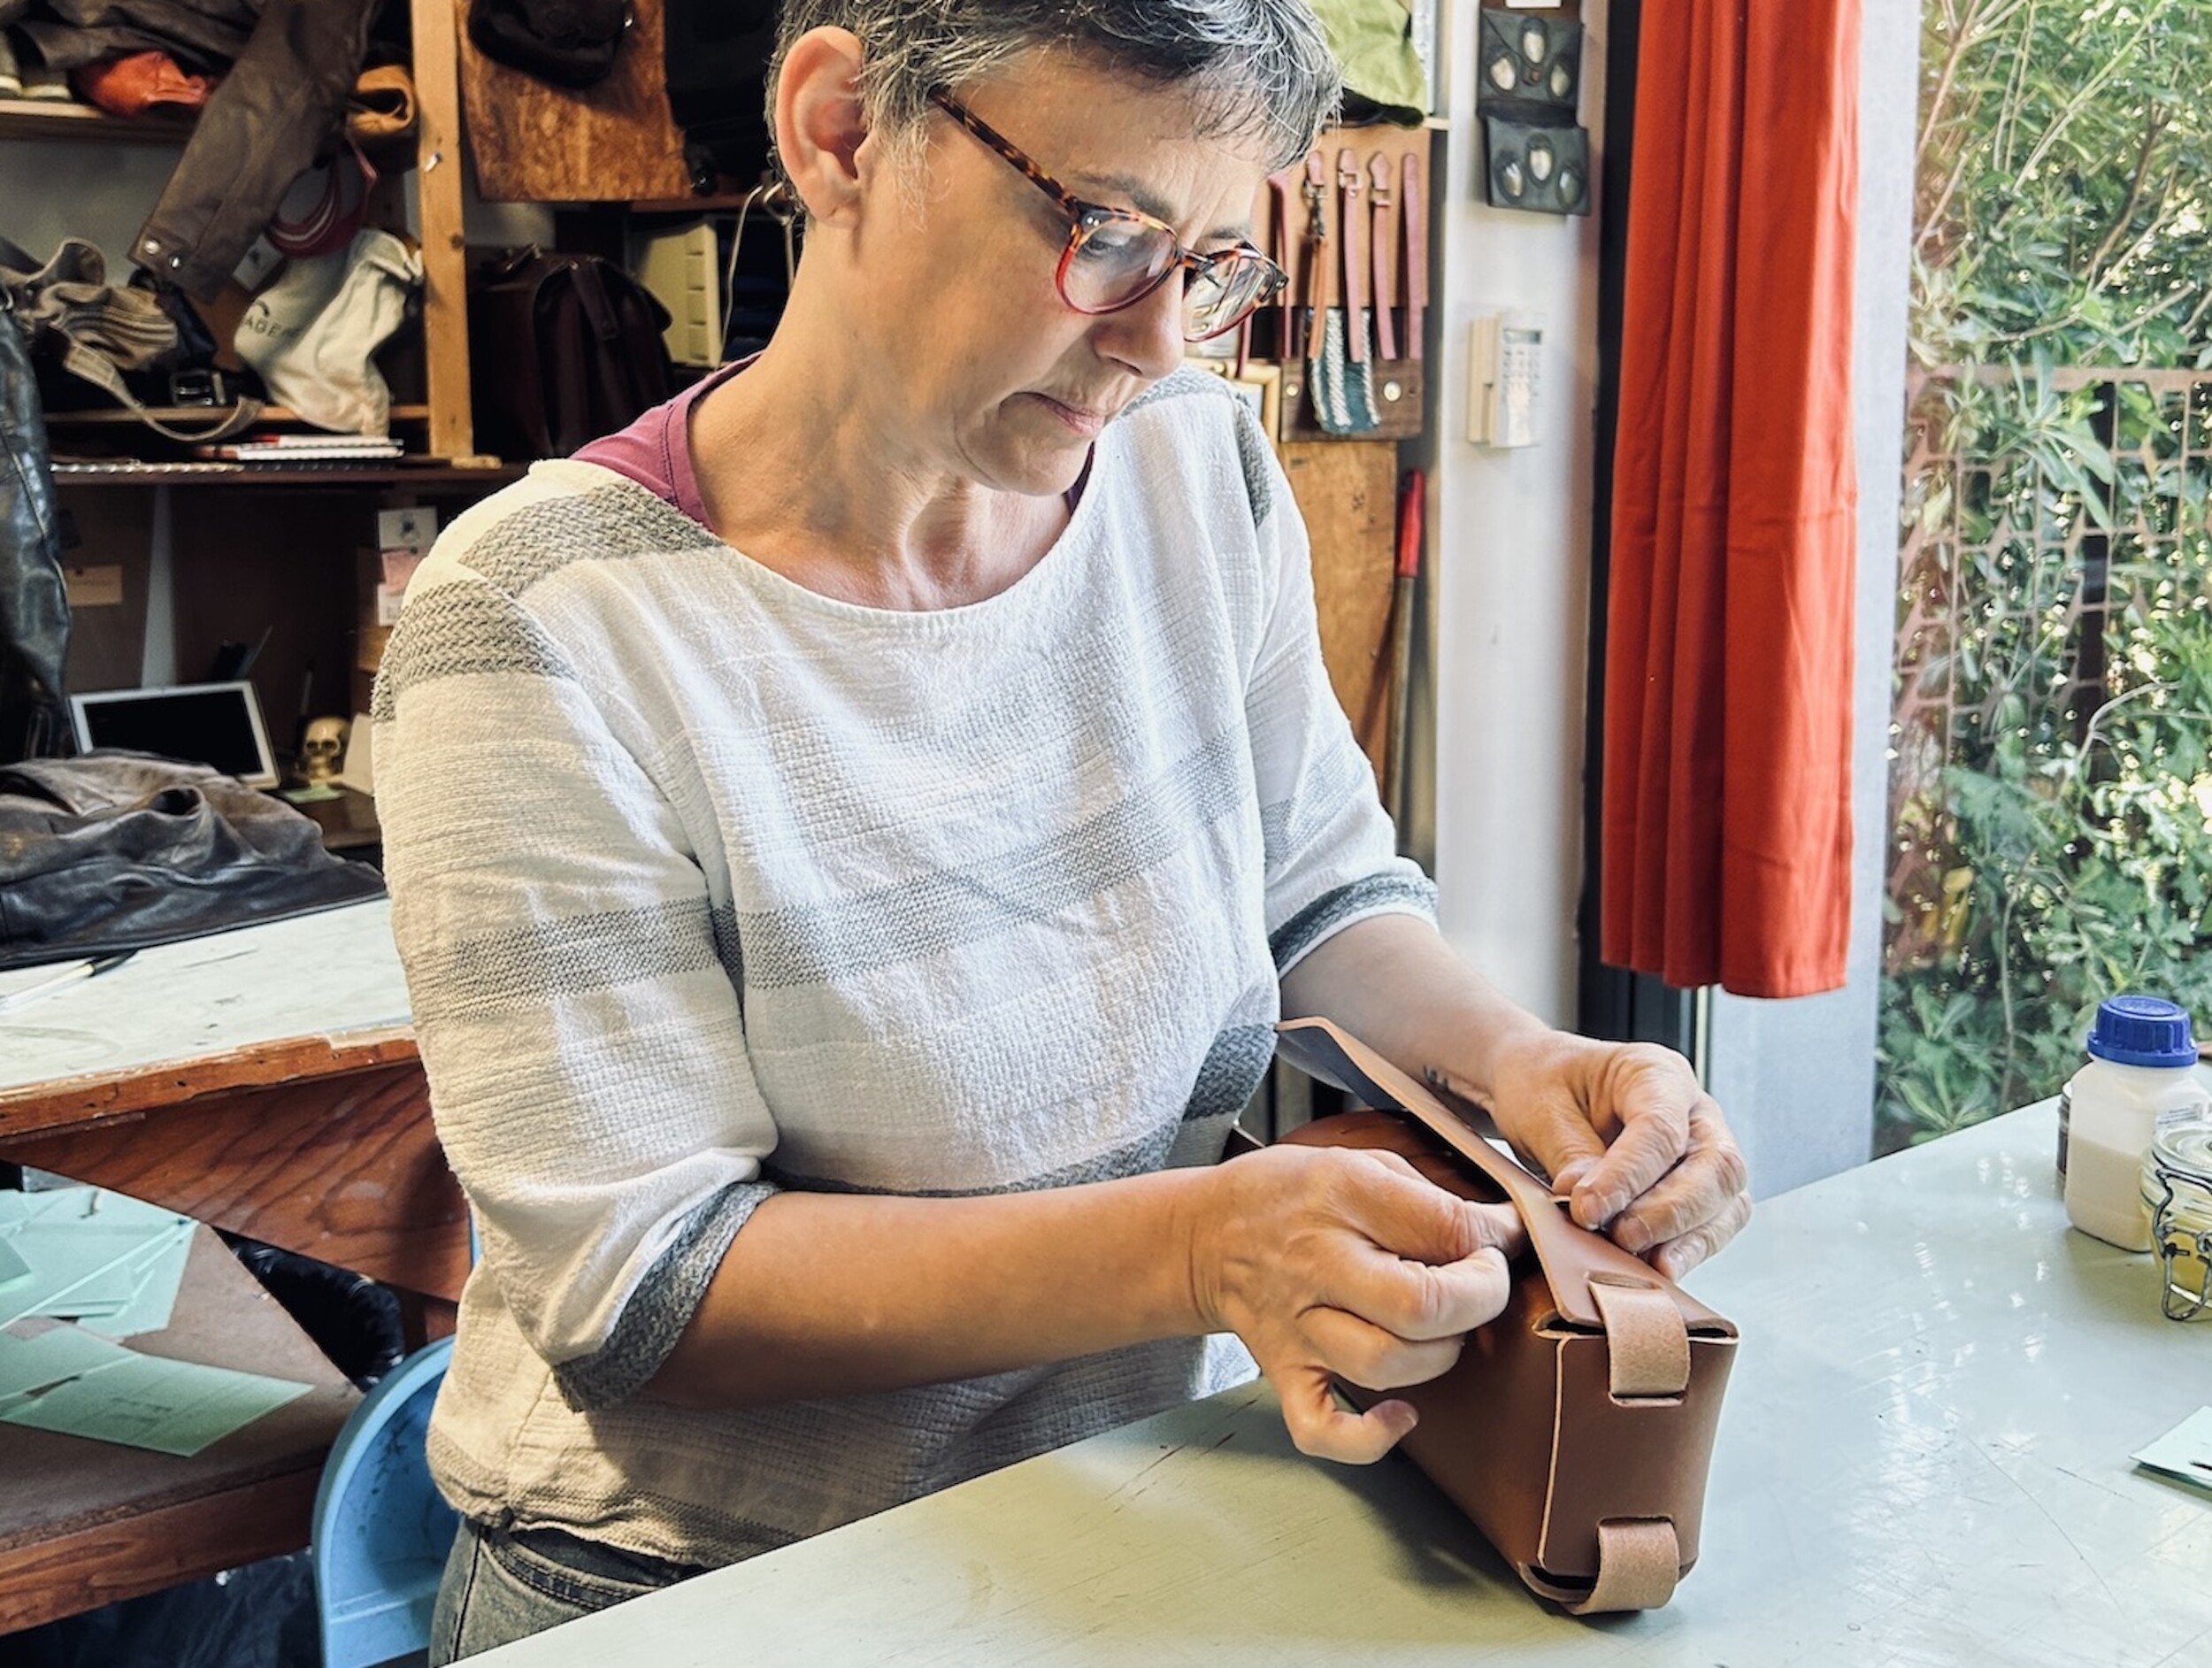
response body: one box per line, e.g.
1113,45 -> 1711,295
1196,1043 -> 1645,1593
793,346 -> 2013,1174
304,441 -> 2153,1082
380,4 -> 1752,1657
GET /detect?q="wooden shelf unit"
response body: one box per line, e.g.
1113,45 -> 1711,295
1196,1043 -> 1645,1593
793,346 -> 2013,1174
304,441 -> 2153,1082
51,460 -> 521,487
43,404 -> 433,429
4,1 -> 474,463
0,95 -> 194,144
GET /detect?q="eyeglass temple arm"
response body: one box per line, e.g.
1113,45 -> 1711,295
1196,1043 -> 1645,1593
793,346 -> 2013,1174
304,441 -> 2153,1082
927,90 -> 1089,220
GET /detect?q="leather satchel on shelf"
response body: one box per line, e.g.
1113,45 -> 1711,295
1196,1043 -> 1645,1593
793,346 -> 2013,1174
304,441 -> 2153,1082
470,249 -> 674,460
1270,1018 -> 1739,1615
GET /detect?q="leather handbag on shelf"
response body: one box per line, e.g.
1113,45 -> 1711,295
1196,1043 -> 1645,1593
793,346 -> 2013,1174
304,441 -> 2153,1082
469,248 -> 674,460
1269,1017 -> 1739,1615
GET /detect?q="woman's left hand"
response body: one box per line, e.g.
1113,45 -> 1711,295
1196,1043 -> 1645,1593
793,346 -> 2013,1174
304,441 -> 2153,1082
1474,1030 -> 1751,1280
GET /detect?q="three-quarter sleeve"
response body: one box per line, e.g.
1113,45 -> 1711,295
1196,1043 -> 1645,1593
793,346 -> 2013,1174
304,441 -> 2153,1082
374,559 -> 780,1410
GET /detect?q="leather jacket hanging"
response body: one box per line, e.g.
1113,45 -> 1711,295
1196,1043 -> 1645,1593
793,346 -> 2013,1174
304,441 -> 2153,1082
134,0 -> 381,302
0,290 -> 72,767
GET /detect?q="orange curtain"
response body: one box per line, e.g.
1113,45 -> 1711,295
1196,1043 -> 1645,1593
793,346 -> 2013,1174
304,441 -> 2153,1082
1601,0 -> 1862,999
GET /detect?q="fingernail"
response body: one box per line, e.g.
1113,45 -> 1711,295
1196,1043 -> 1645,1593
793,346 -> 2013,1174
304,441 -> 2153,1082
1573,1188 -> 1622,1229
1552,1160 -> 1591,1193
1615,1222 -> 1652,1256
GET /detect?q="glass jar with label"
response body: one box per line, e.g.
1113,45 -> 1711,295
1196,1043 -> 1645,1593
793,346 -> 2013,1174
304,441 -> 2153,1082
2142,1123 -> 2212,1321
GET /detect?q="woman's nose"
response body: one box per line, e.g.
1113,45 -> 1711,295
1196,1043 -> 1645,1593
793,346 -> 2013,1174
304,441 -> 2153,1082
1093,272 -> 1188,381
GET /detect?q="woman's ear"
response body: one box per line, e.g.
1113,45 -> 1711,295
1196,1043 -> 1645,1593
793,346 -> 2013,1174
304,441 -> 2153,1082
775,27 -> 871,227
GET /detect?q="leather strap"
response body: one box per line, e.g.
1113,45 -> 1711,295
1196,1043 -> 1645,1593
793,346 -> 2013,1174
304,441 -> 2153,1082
1369,153 -> 1398,360
1566,1519 -> 1681,1615
1301,150 -> 1330,359
1589,1276 -> 1692,1399
1273,1018 -> 1736,1336
1402,150 -> 1427,361
1267,170 -> 1296,357
1337,148 -> 1367,365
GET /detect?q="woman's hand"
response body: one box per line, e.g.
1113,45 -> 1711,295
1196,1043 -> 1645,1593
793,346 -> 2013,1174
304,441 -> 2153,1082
1182,1145 -> 1525,1465
1473,1030 -> 1751,1280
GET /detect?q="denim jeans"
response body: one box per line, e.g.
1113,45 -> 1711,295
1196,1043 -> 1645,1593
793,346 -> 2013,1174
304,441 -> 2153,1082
428,1519 -> 708,1664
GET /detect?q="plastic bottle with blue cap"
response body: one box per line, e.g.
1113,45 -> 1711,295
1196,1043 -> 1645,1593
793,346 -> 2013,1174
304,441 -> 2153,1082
2062,996 -> 2209,1251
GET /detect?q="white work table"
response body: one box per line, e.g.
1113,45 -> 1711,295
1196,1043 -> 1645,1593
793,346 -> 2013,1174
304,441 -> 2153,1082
480,1104 -> 2212,1667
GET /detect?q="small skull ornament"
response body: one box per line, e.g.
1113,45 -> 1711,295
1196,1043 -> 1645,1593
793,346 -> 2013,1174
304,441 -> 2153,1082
300,715 -> 349,783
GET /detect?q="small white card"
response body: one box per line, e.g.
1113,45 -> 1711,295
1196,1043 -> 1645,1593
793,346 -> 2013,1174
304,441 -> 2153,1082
2133,1406 -> 2212,1494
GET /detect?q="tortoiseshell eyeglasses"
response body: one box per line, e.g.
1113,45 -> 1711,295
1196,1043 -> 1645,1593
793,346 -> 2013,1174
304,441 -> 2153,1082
929,89 -> 1286,342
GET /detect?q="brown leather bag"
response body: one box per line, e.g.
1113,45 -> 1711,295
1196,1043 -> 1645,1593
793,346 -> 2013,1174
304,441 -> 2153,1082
1271,1018 -> 1738,1614
470,249 -> 674,460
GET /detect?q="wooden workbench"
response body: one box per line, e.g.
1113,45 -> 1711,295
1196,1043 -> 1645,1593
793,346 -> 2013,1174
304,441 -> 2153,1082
0,901 -> 464,1314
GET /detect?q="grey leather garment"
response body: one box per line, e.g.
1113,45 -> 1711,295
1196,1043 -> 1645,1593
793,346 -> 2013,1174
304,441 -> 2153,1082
0,286 -> 71,768
0,751 -> 386,972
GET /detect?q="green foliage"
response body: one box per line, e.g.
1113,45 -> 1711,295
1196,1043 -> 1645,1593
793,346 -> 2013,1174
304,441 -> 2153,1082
1882,1 -> 2212,1151
1914,0 -> 2212,373
1879,595 -> 2212,1144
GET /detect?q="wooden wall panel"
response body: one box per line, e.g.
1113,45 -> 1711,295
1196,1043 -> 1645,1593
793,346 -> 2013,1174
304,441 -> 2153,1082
166,490 -> 363,758
460,0 -> 692,203
1280,440 -> 1397,784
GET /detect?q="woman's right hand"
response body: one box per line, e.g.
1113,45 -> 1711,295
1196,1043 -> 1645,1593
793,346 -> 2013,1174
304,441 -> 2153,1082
1182,1144 -> 1525,1464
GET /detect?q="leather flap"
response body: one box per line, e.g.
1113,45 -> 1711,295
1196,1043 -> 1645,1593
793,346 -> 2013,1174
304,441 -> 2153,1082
1274,1018 -> 1734,1336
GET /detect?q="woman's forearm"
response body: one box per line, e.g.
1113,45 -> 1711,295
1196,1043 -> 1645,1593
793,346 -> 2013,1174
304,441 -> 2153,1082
1278,912 -> 1552,1103
643,1164 -> 1217,1408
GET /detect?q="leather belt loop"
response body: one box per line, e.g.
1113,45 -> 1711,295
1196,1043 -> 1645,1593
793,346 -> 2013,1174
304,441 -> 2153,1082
1589,1276 -> 1692,1399
1337,147 -> 1367,365
1369,152 -> 1398,361
1565,1519 -> 1681,1615
1402,150 -> 1427,362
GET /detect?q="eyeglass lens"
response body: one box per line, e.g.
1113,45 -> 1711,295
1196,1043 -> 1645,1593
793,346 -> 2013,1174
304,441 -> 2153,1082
1062,216 -> 1276,341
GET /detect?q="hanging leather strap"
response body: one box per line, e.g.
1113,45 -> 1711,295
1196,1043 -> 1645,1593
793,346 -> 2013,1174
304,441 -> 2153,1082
1301,150 -> 1330,360
1402,150 -> 1427,361
1337,149 -> 1368,365
1369,153 -> 1398,360
1267,169 -> 1296,358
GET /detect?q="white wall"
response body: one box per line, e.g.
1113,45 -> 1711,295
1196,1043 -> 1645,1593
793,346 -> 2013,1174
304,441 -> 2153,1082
1425,0 -> 1609,1026
0,140 -> 181,266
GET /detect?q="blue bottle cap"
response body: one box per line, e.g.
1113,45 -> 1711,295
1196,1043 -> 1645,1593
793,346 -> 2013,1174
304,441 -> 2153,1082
2086,995 -> 2200,1069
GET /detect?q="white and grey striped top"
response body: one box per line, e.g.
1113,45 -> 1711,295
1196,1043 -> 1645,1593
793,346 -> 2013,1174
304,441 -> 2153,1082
373,367 -> 1435,1569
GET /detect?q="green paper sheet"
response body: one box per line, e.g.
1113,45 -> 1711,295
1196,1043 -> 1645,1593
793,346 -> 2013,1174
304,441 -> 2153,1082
0,1324 -> 138,1415
0,1349 -> 314,1457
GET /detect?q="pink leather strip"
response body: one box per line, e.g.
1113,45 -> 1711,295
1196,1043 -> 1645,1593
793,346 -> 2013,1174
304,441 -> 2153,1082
1267,170 -> 1295,355
1338,148 -> 1367,364
1402,150 -> 1427,361
1369,153 -> 1398,359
